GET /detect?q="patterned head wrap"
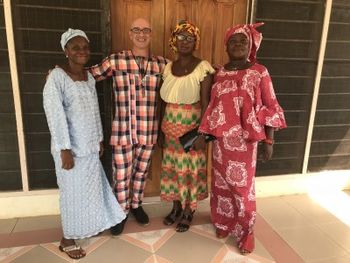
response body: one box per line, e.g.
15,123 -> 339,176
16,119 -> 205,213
224,23 -> 264,63
169,20 -> 200,53
60,28 -> 89,51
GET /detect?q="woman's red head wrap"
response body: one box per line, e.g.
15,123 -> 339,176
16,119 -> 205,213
224,23 -> 264,63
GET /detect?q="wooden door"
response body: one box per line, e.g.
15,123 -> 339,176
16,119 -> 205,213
110,0 -> 247,196
163,0 -> 248,63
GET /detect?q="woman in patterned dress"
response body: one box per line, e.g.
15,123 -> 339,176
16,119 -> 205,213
43,29 -> 125,259
199,23 -> 287,254
159,21 -> 214,232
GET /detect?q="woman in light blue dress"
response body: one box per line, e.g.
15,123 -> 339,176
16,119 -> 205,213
43,29 -> 126,259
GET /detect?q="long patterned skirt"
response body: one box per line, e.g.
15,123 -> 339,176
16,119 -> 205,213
160,103 -> 208,210
53,152 -> 126,239
211,137 -> 258,252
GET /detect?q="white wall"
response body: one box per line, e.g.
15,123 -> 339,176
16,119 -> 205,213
1,170 -> 350,219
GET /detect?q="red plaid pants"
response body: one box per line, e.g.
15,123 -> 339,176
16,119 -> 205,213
112,144 -> 154,212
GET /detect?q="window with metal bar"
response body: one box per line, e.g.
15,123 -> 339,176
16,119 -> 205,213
254,0 -> 325,175
309,0 -> 350,171
11,0 -> 111,190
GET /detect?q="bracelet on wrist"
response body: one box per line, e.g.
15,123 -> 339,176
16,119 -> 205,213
263,138 -> 274,145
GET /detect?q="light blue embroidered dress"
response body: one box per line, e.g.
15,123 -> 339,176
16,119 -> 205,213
43,68 -> 126,239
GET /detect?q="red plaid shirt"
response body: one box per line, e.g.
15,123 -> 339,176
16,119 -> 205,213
89,50 -> 167,145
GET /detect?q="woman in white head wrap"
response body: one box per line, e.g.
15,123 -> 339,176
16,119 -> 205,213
43,29 -> 126,259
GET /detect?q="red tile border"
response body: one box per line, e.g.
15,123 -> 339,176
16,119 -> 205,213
0,228 -> 62,248
0,211 -> 305,263
0,245 -> 36,263
255,214 -> 304,263
0,212 -> 211,249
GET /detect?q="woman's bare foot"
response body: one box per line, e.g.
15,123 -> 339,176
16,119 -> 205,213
240,249 -> 251,255
163,201 -> 183,226
176,206 -> 194,233
215,228 -> 228,239
59,238 -> 86,259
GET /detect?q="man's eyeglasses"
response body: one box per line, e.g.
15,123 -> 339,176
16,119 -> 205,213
130,27 -> 152,34
176,34 -> 196,42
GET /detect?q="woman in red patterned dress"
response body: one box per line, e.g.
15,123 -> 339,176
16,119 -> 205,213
199,23 -> 287,254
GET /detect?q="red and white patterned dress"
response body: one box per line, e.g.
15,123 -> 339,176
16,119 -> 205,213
199,63 -> 286,252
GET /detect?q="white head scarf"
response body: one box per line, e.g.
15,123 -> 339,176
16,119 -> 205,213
60,28 -> 89,51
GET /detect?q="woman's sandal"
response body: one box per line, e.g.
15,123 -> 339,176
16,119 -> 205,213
176,211 -> 194,232
163,208 -> 183,226
59,244 -> 86,259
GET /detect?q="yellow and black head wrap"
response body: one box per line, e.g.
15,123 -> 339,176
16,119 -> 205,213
169,20 -> 200,53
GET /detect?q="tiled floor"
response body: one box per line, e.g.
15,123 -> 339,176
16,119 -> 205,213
1,192 -> 350,263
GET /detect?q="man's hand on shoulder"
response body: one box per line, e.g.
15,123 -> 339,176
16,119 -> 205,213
45,65 -> 59,80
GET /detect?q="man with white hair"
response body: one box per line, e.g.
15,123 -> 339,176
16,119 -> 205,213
90,18 -> 167,235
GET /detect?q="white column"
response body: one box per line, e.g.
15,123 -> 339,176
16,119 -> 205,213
302,0 -> 333,174
3,0 -> 29,191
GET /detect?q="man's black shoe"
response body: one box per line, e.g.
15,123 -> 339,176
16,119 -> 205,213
131,206 -> 149,226
110,216 -> 128,236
